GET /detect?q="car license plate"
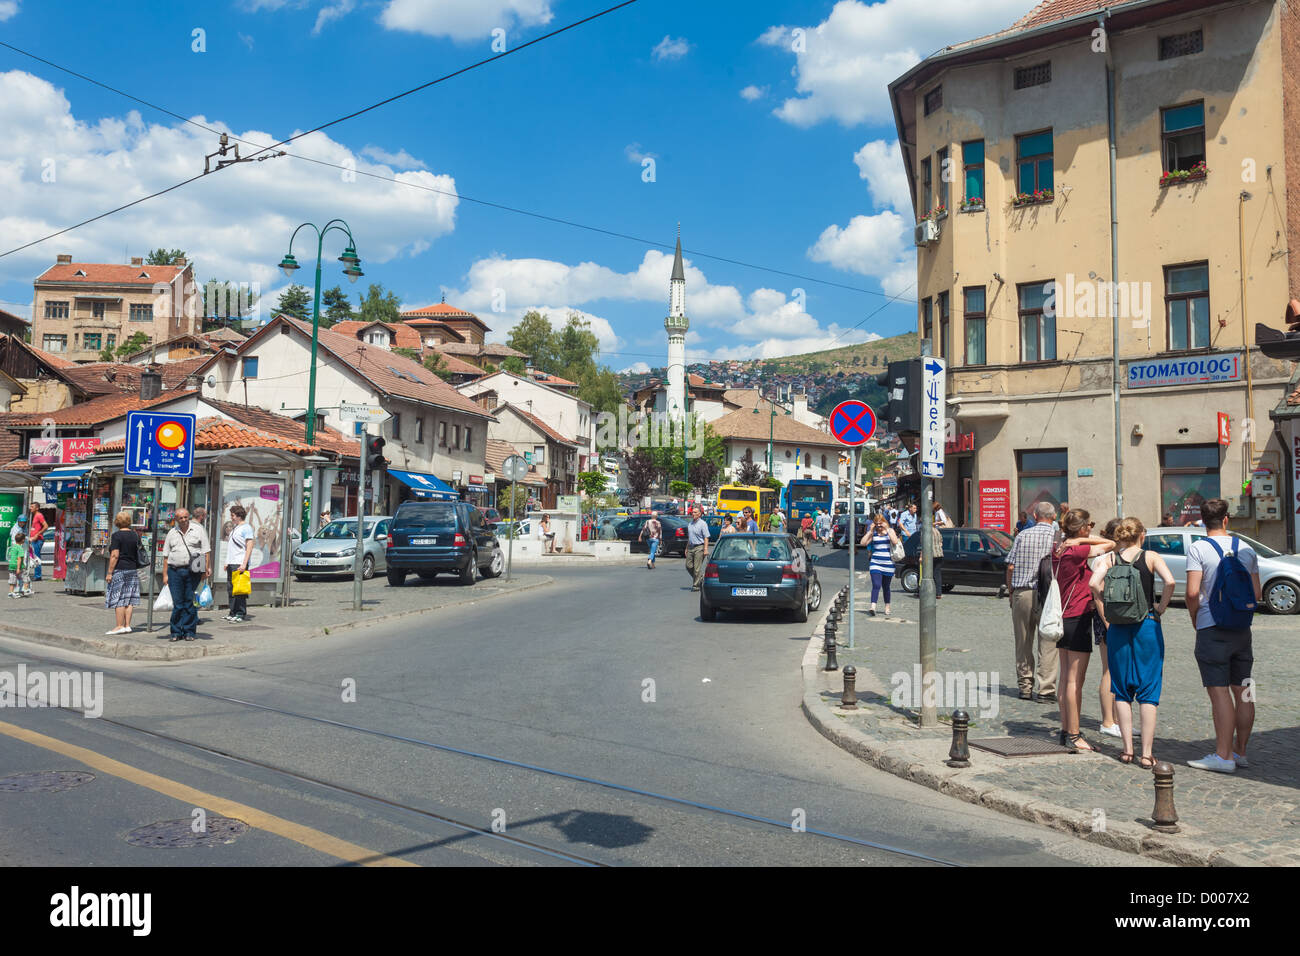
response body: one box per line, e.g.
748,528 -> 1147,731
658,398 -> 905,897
303,558 -> 312,566
411,537 -> 436,545
732,587 -> 767,597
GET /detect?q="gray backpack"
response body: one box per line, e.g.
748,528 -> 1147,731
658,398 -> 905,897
1102,551 -> 1150,625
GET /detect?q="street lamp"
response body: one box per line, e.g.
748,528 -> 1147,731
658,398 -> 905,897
752,398 -> 791,478
277,220 -> 364,447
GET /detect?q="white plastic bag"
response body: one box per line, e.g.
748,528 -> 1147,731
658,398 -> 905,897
154,588 -> 173,612
196,583 -> 213,609
1037,579 -> 1063,640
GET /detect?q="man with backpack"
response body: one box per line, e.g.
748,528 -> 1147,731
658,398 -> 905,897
1184,498 -> 1262,774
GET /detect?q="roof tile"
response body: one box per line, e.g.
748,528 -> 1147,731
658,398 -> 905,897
5,389 -> 195,427
36,262 -> 186,286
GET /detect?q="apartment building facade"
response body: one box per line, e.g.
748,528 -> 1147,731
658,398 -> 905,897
890,0 -> 1297,548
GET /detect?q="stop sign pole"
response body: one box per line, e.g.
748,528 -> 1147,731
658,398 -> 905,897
829,401 -> 877,650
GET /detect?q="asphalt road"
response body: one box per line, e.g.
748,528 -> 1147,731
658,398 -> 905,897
0,546 -> 1159,867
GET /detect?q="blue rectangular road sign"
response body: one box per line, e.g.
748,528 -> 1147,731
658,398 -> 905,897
124,411 -> 196,478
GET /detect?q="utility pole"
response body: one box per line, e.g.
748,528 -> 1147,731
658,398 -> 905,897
352,428 -> 368,611
918,339 -> 937,728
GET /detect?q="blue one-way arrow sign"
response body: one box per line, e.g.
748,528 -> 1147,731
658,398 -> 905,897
125,411 -> 196,478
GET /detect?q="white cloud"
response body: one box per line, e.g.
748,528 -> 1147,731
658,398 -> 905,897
0,300 -> 30,319
688,327 -> 881,363
739,85 -> 768,102
652,36 -> 690,61
624,142 -> 657,165
620,361 -> 650,374
807,211 -> 915,298
0,70 -> 458,310
759,0 -> 1031,127
360,145 -> 428,169
312,0 -> 355,34
853,139 -> 912,214
380,0 -> 553,41
239,33 -> 256,50
0,2 -> 18,22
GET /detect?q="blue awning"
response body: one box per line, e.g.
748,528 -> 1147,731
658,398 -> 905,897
388,469 -> 458,500
42,465 -> 90,497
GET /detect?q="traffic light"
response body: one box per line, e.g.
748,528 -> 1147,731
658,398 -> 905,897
366,435 -> 387,473
875,358 -> 923,435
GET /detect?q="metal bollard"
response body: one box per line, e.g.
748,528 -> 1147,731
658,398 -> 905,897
947,710 -> 971,767
823,620 -> 839,671
840,665 -> 857,709
1151,762 -> 1180,833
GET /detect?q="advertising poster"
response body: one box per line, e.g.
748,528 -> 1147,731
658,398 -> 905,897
54,508 -> 66,579
978,480 -> 1011,534
0,493 -> 24,562
217,473 -> 287,582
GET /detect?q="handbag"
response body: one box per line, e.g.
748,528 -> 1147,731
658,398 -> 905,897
889,537 -> 905,562
231,569 -> 251,597
134,532 -> 150,568
178,529 -> 204,574
931,529 -> 944,558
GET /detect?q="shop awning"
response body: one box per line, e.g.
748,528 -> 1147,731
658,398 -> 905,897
42,465 -> 91,497
388,469 -> 458,500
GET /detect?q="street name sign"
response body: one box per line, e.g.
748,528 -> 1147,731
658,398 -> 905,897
829,400 -> 877,446
920,358 -> 946,478
125,411 -> 196,478
339,401 -> 392,424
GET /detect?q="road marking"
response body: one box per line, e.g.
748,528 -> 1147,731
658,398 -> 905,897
0,720 -> 417,867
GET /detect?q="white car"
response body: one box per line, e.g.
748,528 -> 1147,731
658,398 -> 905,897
1142,527 -> 1300,615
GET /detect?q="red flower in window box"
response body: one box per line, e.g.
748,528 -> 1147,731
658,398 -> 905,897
1012,189 -> 1054,207
1159,161 -> 1207,187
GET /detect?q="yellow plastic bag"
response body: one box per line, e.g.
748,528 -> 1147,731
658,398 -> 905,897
231,569 -> 251,596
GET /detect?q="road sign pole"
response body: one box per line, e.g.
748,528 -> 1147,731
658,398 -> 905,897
848,447 -> 857,650
146,476 -> 159,633
918,342 -> 939,728
353,429 -> 368,612
506,479 -> 516,581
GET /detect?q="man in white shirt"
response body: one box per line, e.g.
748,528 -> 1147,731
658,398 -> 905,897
1184,498 -> 1262,774
161,509 -> 211,642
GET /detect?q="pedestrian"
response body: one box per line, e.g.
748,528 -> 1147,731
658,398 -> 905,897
538,514 -> 556,554
639,511 -> 662,569
741,506 -> 758,534
719,514 -> 735,535
685,505 -> 710,592
798,511 -> 814,548
193,506 -> 208,528
815,508 -> 830,545
28,503 -> 47,582
103,511 -> 142,635
7,530 -> 25,599
899,503 -> 919,538
861,512 -> 900,617
1184,498 -> 1262,774
769,508 -> 786,533
1058,502 -> 1071,531
1004,501 -> 1063,701
1015,511 -> 1033,534
932,500 -> 953,528
1091,518 -> 1123,740
224,504 -> 254,624
161,508 -> 211,643
8,515 -> 31,596
1051,509 -> 1115,752
1089,516 -> 1175,769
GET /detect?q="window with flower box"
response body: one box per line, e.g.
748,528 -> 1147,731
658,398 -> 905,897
1015,130 -> 1054,203
1161,102 -> 1206,185
962,140 -> 984,209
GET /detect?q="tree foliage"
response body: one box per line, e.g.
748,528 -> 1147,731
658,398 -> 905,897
504,311 -> 626,416
735,458 -> 763,487
357,283 -> 402,324
275,284 -> 311,320
321,286 -> 354,327
625,449 -> 659,499
578,471 -> 609,499
145,248 -> 187,265
669,480 -> 693,499
502,356 -> 526,374
99,330 -> 151,362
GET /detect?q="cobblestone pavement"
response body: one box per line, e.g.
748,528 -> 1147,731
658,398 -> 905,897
812,582 -> 1300,866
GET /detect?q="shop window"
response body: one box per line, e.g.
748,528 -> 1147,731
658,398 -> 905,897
1165,263 -> 1209,350
1159,444 -> 1220,525
962,140 -> 984,204
1017,449 -> 1067,516
44,300 -> 69,319
1018,282 -> 1057,362
963,286 -> 987,365
1015,130 -> 1054,195
1162,102 -> 1205,173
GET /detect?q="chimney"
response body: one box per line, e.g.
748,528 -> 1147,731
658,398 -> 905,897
794,389 -> 808,418
56,254 -> 72,265
140,370 -> 162,400
173,257 -> 187,267
131,257 -> 143,267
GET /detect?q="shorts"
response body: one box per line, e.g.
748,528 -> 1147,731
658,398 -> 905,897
1056,611 -> 1095,653
1194,626 -> 1253,687
7,572 -> 16,586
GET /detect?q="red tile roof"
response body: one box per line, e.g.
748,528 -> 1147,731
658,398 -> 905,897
59,356 -> 216,395
496,403 -> 577,447
529,371 -> 576,388
36,262 -> 187,286
402,302 -> 483,322
1013,0 -> 1117,29
4,389 -> 195,428
98,417 -> 322,457
200,326 -> 247,343
29,345 -> 78,370
328,320 -> 424,353
201,399 -> 361,458
484,438 -> 519,474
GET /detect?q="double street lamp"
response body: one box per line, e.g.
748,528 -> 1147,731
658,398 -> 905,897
277,219 -> 364,446
752,398 -> 791,478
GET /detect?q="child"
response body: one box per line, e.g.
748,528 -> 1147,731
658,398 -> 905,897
8,531 -> 25,598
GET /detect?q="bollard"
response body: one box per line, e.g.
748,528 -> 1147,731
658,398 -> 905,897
1151,762 -> 1180,833
823,620 -> 839,671
947,710 -> 971,767
840,665 -> 857,709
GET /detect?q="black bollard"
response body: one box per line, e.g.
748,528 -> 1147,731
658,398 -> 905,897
840,665 -> 857,709
947,710 -> 971,767
823,620 -> 839,671
1151,762 -> 1180,833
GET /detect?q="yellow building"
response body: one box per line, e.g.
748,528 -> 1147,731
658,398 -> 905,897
890,0 -> 1298,549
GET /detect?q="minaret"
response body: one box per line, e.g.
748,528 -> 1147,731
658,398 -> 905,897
664,226 -> 689,421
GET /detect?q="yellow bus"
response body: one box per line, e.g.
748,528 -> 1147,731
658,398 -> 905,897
716,485 -> 777,522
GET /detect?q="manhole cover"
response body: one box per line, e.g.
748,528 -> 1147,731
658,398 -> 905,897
0,770 -> 96,792
969,736 -> 1072,757
126,816 -> 249,848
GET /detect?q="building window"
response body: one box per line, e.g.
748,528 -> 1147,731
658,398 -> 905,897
923,85 -> 942,116
936,147 -> 949,212
1165,263 -> 1210,350
106,333 -> 116,349
821,455 -> 827,470
241,357 -> 258,378
130,303 -> 153,322
962,140 -> 984,203
1161,101 -> 1205,173
937,291 -> 950,363
1014,62 -> 1052,89
464,427 -> 472,453
963,287 -> 987,366
1015,130 -> 1054,195
438,421 -> 447,446
533,445 -> 545,466
1160,444 -> 1220,525
451,424 -> 460,449
1018,282 -> 1057,362
416,418 -> 425,443
83,333 -> 101,351
1159,28 -> 1203,60
391,413 -> 402,440
91,301 -> 107,319
42,334 -> 67,352
44,301 -> 69,319
920,157 -> 932,214
921,297 -> 933,344
1017,449 -> 1067,516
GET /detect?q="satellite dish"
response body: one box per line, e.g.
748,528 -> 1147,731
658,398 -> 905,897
206,375 -> 216,388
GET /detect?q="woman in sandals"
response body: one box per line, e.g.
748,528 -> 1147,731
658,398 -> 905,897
1088,517 -> 1175,769
1053,509 -> 1115,752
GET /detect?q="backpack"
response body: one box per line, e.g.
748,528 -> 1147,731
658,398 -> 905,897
1101,550 -> 1150,625
1203,537 -> 1256,629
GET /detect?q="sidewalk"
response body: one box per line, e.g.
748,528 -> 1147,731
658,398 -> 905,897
0,572 -> 552,662
801,589 -> 1300,866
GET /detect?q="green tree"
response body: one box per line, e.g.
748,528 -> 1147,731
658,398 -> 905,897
422,352 -> 455,381
200,279 -> 259,325
502,356 -> 526,374
145,248 -> 187,266
578,471 -> 609,499
735,457 -> 763,486
505,310 -> 558,371
100,330 -> 151,361
356,283 -> 402,324
275,284 -> 311,319
625,449 -> 659,499
669,480 -> 693,499
320,286 -> 354,327
392,347 -> 420,362
576,366 -> 624,418
498,484 -> 530,520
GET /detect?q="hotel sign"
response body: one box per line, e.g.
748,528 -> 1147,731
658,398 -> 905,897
1127,354 -> 1243,389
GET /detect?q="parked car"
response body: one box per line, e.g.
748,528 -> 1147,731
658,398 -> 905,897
385,501 -> 504,586
699,533 -> 822,623
613,514 -> 690,556
477,506 -> 502,526
831,514 -> 871,549
292,516 -> 391,580
897,527 -> 1013,594
1142,527 -> 1299,614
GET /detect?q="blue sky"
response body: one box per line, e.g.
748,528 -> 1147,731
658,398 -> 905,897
0,0 -> 1036,370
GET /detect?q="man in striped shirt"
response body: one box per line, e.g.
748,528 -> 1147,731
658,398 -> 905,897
1005,501 -> 1064,701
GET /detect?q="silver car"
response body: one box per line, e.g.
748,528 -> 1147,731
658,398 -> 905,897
1142,527 -> 1300,615
292,516 -> 391,580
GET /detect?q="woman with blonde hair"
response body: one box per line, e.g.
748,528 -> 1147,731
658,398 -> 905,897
1089,517 -> 1175,768
103,511 -> 142,635
1053,508 -> 1115,752
860,512 -> 902,617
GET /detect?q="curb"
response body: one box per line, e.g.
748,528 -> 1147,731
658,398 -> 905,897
0,575 -> 555,662
799,627 -> 1254,868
